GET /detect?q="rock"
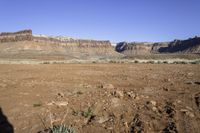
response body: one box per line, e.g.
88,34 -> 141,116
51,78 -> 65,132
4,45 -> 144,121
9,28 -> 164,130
47,101 -> 68,107
187,112 -> 195,118
57,92 -> 64,97
103,84 -> 115,89
112,90 -> 124,98
150,101 -> 157,106
111,98 -> 121,107
98,116 -> 110,124
126,91 -> 136,98
163,87 -> 169,91
176,100 -> 182,104
180,109 -> 194,118
152,107 -> 158,112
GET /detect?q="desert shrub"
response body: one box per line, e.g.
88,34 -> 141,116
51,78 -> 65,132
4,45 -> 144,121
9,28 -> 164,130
163,61 -> 168,64
43,61 -> 50,64
82,107 -> 94,118
147,61 -> 155,64
134,60 -> 139,63
157,61 -> 161,64
109,60 -> 116,63
51,125 -> 76,133
191,61 -> 198,64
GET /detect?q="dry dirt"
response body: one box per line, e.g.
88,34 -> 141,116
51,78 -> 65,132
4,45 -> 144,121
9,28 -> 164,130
0,64 -> 200,133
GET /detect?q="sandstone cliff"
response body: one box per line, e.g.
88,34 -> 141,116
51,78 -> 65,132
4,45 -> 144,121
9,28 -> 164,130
0,30 -> 121,60
116,37 -> 200,55
0,30 -> 32,43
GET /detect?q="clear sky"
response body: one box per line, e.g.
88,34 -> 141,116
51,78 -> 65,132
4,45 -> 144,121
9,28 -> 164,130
0,0 -> 200,42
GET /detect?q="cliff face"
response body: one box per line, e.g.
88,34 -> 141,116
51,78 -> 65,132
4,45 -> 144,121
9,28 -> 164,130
0,30 -> 32,43
116,37 -> 200,55
0,30 -> 121,60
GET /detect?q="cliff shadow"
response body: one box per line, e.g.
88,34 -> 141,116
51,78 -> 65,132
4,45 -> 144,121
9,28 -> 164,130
0,107 -> 14,133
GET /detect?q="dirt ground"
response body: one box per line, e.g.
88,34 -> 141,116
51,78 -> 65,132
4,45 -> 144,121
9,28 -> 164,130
0,64 -> 200,133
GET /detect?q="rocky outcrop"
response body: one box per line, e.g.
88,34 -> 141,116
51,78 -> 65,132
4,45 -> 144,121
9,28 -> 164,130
116,37 -> 200,55
0,29 -> 120,59
33,36 -> 111,48
0,29 -> 112,48
0,30 -> 32,43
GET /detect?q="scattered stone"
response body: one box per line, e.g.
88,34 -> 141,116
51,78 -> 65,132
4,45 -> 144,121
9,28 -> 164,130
126,91 -> 136,98
152,107 -> 157,112
47,101 -> 68,107
150,101 -> 156,106
176,100 -> 182,104
187,72 -> 194,76
112,90 -> 124,98
103,84 -> 115,89
98,116 -> 110,124
163,87 -> 169,91
180,109 -> 194,118
57,92 -> 64,97
111,98 -> 121,107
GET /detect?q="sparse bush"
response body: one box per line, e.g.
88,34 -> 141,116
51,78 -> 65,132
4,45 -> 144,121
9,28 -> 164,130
51,125 -> 76,133
147,61 -> 155,64
82,107 -> 94,118
109,60 -> 116,63
43,61 -> 50,64
134,60 -> 139,63
163,61 -> 168,64
157,61 -> 161,64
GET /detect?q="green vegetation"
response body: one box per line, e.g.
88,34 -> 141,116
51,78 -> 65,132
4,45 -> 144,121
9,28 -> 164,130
51,125 -> 76,133
82,107 -> 94,118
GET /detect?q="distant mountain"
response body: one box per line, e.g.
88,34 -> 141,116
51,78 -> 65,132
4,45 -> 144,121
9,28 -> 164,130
116,37 -> 200,55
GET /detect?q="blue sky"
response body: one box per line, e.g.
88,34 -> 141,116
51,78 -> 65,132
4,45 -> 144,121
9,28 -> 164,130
0,0 -> 200,42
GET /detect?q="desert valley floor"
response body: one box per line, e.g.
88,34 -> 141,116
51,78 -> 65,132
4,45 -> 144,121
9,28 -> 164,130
0,64 -> 200,133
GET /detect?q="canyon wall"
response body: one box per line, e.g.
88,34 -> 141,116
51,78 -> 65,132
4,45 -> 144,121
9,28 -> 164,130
0,30 -> 32,43
116,37 -> 200,55
0,30 -> 120,60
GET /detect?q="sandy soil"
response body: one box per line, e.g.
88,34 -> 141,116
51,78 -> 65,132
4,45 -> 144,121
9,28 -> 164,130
0,64 -> 200,133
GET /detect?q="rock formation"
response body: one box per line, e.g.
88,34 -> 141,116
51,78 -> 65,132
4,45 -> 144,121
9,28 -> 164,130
0,30 -> 32,43
0,29 -> 120,60
116,37 -> 200,55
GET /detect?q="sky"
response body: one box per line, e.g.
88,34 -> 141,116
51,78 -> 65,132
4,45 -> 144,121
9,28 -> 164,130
0,0 -> 200,42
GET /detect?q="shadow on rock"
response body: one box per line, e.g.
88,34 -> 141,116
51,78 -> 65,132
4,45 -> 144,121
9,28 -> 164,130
0,107 -> 14,133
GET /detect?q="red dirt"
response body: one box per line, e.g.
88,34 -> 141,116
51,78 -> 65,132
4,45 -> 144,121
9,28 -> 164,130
0,64 -> 200,133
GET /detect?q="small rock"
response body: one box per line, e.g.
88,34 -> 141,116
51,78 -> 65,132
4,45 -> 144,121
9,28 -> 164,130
103,84 -> 115,89
150,101 -> 156,106
163,87 -> 169,91
111,98 -> 120,107
187,72 -> 194,76
57,92 -> 64,97
176,100 -> 181,104
180,109 -> 188,112
98,116 -> 110,124
152,107 -> 157,112
47,101 -> 68,107
126,91 -> 136,98
180,109 -> 194,118
186,106 -> 193,111
135,95 -> 140,100
186,112 -> 195,118
112,90 -> 124,98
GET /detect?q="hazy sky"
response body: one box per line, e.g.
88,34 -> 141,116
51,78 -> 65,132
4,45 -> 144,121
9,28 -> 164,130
0,0 -> 200,42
